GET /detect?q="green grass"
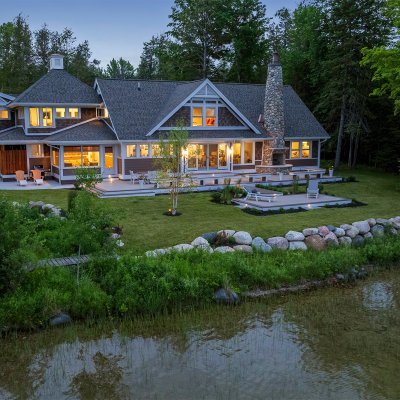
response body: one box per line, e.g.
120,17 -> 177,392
1,166 -> 399,254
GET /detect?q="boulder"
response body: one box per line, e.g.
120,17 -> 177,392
352,220 -> 370,235
145,248 -> 166,257
305,235 -> 326,251
29,200 -> 45,209
338,236 -> 352,246
364,232 -> 373,240
327,224 -> 336,232
389,227 -> 398,235
42,203 -> 55,211
288,241 -> 307,251
340,224 -> 352,231
202,232 -> 218,243
334,227 -> 346,237
302,228 -> 319,237
233,245 -> 253,253
173,244 -> 194,252
191,236 -> 210,247
233,231 -> 253,245
49,312 -> 71,327
111,233 -> 121,239
367,218 -> 376,227
217,229 -> 236,238
214,288 -> 239,304
389,218 -> 400,229
116,240 -> 125,248
214,246 -> 235,253
324,232 -> 339,246
352,235 -> 365,247
267,236 -> 289,250
345,226 -> 360,239
376,218 -> 390,226
197,245 -> 214,253
371,224 -> 385,237
318,226 -> 330,237
285,231 -> 305,241
252,237 -> 272,253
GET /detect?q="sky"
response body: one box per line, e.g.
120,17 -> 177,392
1,0 -> 299,67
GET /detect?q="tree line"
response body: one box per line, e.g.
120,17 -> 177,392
0,0 -> 399,171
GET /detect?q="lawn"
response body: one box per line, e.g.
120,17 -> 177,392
1,167 -> 399,254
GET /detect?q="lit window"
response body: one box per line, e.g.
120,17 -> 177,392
64,146 -> 82,167
31,144 -> 43,157
56,108 -> 66,118
42,108 -> 53,127
127,145 -> 136,158
291,142 -> 300,159
69,108 -> 79,118
0,110 -> 9,119
105,147 -> 113,169
52,148 -> 59,167
82,146 -> 100,167
233,143 -> 241,164
192,107 -> 203,126
206,108 -> 216,126
244,142 -> 253,164
152,144 -> 161,157
302,141 -> 310,158
29,108 -> 40,127
139,144 -> 149,157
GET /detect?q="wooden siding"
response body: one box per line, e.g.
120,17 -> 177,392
125,158 -> 158,173
29,157 -> 51,170
218,107 -> 243,126
287,158 -> 318,167
0,149 -> 27,174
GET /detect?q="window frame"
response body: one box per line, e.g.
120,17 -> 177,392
28,107 -> 56,128
290,141 -> 312,159
30,144 -> 44,157
190,103 -> 218,128
126,144 -> 137,158
0,109 -> 10,120
63,145 -> 100,169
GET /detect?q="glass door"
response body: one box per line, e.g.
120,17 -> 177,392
103,146 -> 115,175
209,144 -> 218,169
187,144 -> 198,170
218,144 -> 228,169
198,145 -> 207,170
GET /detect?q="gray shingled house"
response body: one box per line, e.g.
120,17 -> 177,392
0,53 -> 329,184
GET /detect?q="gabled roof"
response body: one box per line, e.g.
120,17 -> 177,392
0,92 -> 15,106
10,69 -> 101,106
96,78 -> 203,140
153,129 -> 261,140
47,119 -> 117,143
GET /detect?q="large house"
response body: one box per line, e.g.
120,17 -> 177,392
0,53 -> 329,184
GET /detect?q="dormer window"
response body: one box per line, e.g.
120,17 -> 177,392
55,107 -> 80,119
191,105 -> 217,127
42,108 -> 53,127
29,107 -> 54,127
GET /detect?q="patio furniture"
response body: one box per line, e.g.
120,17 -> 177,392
32,169 -> 44,185
307,179 -> 319,198
15,170 -> 28,186
129,170 -> 138,184
243,185 -> 283,203
146,170 -> 158,184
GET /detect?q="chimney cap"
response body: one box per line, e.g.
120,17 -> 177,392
272,52 -> 280,64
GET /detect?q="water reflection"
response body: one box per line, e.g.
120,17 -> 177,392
0,270 -> 399,400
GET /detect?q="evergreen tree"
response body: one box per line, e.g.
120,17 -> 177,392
105,57 -> 136,79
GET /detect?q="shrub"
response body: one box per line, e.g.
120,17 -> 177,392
73,167 -> 103,190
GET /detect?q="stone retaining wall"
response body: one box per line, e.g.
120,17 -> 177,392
145,216 -> 400,257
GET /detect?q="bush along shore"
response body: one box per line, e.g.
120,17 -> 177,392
0,215 -> 399,333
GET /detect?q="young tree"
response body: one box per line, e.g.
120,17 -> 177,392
156,123 -> 192,216
105,57 -> 136,79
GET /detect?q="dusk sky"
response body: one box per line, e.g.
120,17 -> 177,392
2,0 -> 299,67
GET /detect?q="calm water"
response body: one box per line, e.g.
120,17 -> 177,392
1,270 -> 399,400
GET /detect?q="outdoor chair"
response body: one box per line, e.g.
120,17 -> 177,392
146,170 -> 158,184
129,170 -> 138,184
307,179 -> 319,198
243,185 -> 283,203
32,169 -> 44,185
15,170 -> 28,186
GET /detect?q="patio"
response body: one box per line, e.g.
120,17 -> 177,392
0,180 -> 74,190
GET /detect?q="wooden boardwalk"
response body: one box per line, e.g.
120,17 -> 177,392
36,255 -> 90,268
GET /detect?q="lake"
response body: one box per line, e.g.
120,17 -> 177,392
0,269 -> 399,400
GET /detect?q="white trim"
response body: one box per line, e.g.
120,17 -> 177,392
284,136 -> 328,140
94,79 -> 120,140
9,102 -> 100,108
0,92 -> 15,102
288,140 -> 312,160
146,79 -> 261,136
158,126 -> 247,131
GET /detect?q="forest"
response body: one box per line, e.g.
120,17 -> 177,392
0,0 -> 399,171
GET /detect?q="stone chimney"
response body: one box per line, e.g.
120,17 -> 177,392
264,52 -> 284,148
49,54 -> 64,70
257,52 -> 288,172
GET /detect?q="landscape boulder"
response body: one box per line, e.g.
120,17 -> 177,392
352,220 -> 370,235
49,312 -> 71,327
288,241 -> 307,251
214,246 -> 235,253
145,248 -> 167,257
324,232 -> 339,246
371,224 -> 385,237
233,245 -> 253,253
305,235 -> 326,251
345,226 -> 360,239
338,236 -> 352,246
173,244 -> 194,252
389,218 -> 400,229
201,232 -> 218,243
214,288 -> 239,304
340,224 -> 352,231
376,218 -> 390,225
267,236 -> 289,250
334,228 -> 346,237
367,218 -> 376,227
285,231 -> 305,241
302,228 -> 319,237
327,224 -> 336,232
191,237 -> 210,247
217,229 -> 236,238
318,226 -> 330,237
233,231 -> 253,245
363,232 -> 373,239
352,235 -> 365,247
252,237 -> 272,253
